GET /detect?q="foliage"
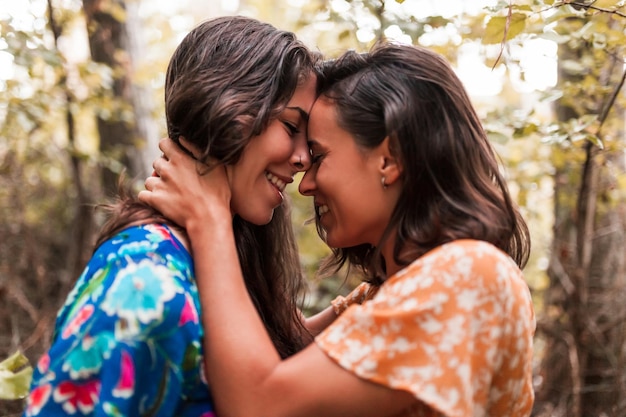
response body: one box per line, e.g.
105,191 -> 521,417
0,351 -> 32,400
2,0 -> 625,415
476,2 -> 626,416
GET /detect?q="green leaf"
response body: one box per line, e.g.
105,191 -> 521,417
544,5 -> 585,25
487,131 -> 510,144
575,114 -> 598,131
513,123 -> 539,138
338,29 -> 352,41
541,89 -> 564,103
571,133 -> 603,149
0,351 -> 33,400
560,59 -> 587,74
512,4 -> 532,12
482,13 -> 527,45
538,30 -> 570,44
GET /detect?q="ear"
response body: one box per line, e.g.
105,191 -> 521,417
377,136 -> 402,186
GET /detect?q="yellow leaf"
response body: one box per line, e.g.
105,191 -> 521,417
0,351 -> 33,400
482,13 -> 527,45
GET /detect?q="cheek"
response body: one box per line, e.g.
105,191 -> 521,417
262,126 -> 294,162
228,162 -> 258,204
228,176 -> 246,213
273,138 -> 296,161
274,145 -> 292,162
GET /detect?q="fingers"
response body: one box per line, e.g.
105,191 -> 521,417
137,188 -> 156,206
158,137 -> 183,160
144,176 -> 160,191
152,155 -> 168,179
139,177 -> 158,205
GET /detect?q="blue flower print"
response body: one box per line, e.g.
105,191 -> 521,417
24,225 -> 213,416
62,332 -> 117,379
107,241 -> 156,262
101,259 -> 179,327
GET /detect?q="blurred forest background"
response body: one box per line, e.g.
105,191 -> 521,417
0,0 -> 625,416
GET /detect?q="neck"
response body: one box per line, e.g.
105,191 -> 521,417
380,235 -> 402,279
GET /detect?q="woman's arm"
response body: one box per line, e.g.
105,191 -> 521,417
176,199 -> 415,417
301,306 -> 337,337
140,139 -> 416,417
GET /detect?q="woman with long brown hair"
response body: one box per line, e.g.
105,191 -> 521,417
23,16 -> 321,416
142,42 -> 535,417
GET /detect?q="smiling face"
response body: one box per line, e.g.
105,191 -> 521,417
227,75 -> 317,225
299,97 -> 400,248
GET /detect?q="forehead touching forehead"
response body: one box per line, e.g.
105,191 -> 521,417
308,96 -> 338,141
315,53 -> 392,152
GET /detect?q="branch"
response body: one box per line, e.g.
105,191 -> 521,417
567,1 -> 626,18
537,1 -> 626,20
563,332 -> 582,417
492,1 -> 513,70
5,283 -> 39,323
597,66 -> 626,135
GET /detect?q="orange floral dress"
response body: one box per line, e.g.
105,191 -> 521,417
317,239 -> 535,417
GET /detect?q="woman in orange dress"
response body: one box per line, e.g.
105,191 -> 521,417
140,42 -> 535,417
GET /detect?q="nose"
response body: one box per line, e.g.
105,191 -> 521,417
298,165 -> 317,196
291,136 -> 311,172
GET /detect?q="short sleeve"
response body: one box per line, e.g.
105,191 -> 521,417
316,240 -> 535,417
23,245 -> 198,416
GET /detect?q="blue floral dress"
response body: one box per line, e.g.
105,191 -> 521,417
23,224 -> 215,417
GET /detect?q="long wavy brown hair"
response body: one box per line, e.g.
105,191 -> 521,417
97,16 -> 321,357
316,43 -> 530,284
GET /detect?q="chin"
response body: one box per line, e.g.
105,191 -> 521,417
325,236 -> 348,249
326,233 -> 364,249
246,210 -> 275,226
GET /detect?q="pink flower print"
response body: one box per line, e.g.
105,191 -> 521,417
53,379 -> 101,414
25,384 -> 52,416
62,304 -> 95,339
37,353 -> 50,374
178,293 -> 199,326
145,224 -> 173,242
113,350 -> 135,399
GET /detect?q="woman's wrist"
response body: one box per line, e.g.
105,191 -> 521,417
185,205 -> 232,244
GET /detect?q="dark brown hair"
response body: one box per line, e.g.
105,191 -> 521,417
316,43 -> 530,284
97,16 -> 321,357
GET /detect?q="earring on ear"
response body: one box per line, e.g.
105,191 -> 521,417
381,176 -> 387,189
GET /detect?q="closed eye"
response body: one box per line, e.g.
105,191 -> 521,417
310,150 -> 324,164
307,139 -> 325,164
283,121 -> 300,136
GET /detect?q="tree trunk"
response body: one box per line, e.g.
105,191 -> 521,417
48,0 -> 96,280
125,0 -> 159,176
536,15 -> 626,417
82,0 -> 143,195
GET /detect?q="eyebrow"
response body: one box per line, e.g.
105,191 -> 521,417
286,106 -> 309,122
307,139 -> 320,148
